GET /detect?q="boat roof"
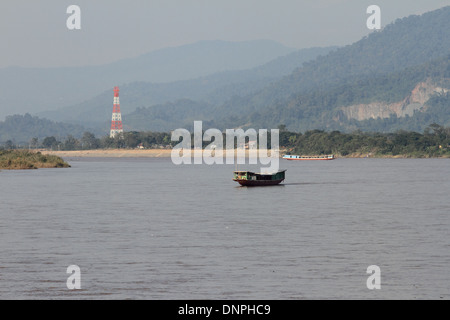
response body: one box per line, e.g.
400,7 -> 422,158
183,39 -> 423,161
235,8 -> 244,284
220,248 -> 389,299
234,169 -> 286,174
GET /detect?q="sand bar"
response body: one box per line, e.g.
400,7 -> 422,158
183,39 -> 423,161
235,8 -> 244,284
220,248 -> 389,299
41,149 -> 173,158
40,149 -> 277,158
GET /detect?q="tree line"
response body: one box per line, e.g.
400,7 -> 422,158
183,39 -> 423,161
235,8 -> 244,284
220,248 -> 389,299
0,131 -> 173,151
1,124 -> 449,158
280,124 -> 450,157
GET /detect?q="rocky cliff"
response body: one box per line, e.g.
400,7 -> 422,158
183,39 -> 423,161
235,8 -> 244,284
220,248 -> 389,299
340,79 -> 449,121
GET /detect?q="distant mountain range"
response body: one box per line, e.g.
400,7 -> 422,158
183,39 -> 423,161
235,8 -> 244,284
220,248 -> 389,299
1,6 -> 449,144
0,114 -> 87,144
0,39 -> 295,119
38,46 -> 337,132
123,5 -> 450,133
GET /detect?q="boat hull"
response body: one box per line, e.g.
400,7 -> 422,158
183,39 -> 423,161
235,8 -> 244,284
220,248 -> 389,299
233,178 -> 285,186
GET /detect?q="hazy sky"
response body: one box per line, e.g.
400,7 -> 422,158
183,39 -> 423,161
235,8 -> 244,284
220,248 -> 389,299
0,0 -> 448,68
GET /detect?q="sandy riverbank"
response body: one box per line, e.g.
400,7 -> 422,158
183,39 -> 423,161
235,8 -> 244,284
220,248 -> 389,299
41,149 -> 173,158
40,149 -> 449,159
40,149 -> 277,158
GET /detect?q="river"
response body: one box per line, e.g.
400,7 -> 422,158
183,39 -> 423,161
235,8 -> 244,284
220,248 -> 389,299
0,157 -> 449,299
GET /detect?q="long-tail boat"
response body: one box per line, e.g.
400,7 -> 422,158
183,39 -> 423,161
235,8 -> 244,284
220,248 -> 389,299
233,170 -> 286,186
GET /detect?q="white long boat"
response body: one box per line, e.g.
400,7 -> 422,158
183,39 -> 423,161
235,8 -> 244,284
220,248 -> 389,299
283,154 -> 336,161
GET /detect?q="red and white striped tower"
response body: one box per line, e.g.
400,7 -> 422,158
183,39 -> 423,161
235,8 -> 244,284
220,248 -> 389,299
110,86 -> 123,138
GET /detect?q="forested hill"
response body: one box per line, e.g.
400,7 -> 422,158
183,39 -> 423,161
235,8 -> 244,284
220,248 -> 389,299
4,6 -> 450,139
215,6 -> 450,122
0,114 -> 88,145
120,6 -> 450,133
38,46 -> 337,127
235,53 -> 450,132
288,6 -> 449,90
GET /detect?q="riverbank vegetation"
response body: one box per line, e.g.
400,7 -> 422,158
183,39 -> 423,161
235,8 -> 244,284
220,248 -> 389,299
1,124 -> 449,158
279,124 -> 450,158
0,150 -> 70,170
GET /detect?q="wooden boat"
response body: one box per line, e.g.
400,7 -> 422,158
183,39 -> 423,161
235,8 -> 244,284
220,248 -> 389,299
283,154 -> 335,161
233,170 -> 286,186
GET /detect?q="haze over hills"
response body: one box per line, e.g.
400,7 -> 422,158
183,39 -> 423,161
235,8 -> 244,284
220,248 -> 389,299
0,40 -> 295,119
123,5 -> 450,133
0,114 -> 87,144
244,54 -> 450,132
38,46 -> 337,130
1,6 -> 449,144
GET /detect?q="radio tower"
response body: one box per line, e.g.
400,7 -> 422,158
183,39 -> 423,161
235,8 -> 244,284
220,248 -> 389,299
110,86 -> 123,138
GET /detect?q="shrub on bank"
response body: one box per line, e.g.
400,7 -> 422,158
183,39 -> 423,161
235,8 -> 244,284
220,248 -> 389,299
0,150 -> 70,170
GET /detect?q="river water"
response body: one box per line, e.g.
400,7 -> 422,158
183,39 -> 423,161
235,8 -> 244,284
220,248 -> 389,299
0,157 -> 449,299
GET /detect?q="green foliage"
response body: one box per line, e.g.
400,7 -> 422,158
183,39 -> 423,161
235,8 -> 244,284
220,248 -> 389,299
42,136 -> 59,150
281,125 -> 450,157
0,150 -> 70,170
22,131 -> 174,151
80,132 -> 100,150
20,124 -> 448,160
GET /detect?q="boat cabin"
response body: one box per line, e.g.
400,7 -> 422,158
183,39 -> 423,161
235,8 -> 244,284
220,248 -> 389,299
233,170 -> 286,182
